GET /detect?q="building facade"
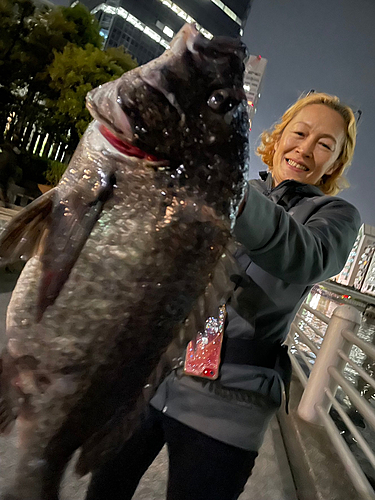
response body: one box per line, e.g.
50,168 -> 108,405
243,54 -> 267,128
333,223 -> 375,289
77,0 -> 253,65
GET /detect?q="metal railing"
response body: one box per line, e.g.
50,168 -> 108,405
287,301 -> 375,500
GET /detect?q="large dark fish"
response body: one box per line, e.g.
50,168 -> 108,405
0,24 -> 249,500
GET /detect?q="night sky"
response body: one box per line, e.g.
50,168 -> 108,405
243,0 -> 374,226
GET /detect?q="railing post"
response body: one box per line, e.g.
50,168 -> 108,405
297,305 -> 361,425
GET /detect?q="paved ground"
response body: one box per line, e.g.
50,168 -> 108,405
0,244 -> 297,499
0,418 -> 297,500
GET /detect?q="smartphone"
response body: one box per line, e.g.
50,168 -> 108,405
183,305 -> 226,380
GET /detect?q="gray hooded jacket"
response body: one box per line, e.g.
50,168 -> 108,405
151,173 -> 361,451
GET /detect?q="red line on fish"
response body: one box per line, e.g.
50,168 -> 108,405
99,124 -> 161,162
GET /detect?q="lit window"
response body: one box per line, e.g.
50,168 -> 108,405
145,26 -> 161,43
160,0 -> 172,7
223,6 -> 236,21
163,26 -> 174,38
127,13 -> 144,31
210,0 -> 242,26
157,0 -> 213,39
91,4 -> 170,50
198,26 -> 213,39
160,39 -> 170,49
118,7 -> 129,18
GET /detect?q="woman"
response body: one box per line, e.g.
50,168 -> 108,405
85,92 -> 361,500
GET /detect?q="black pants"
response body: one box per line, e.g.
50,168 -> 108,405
85,405 -> 258,500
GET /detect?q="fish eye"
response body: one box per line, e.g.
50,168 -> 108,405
207,90 -> 238,114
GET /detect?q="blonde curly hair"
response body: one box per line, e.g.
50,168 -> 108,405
257,92 -> 357,195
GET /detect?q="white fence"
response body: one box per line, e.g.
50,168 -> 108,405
287,301 -> 375,500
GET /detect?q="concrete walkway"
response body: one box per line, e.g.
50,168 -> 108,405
131,416 -> 298,500
0,415 -> 297,499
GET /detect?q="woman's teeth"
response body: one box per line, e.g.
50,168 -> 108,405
287,159 -> 308,171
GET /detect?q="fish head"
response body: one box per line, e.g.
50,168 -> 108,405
87,24 -> 250,216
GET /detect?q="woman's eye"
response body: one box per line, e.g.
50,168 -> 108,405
294,131 -> 304,137
320,142 -> 331,150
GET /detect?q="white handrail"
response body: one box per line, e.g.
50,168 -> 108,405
291,343 -> 313,372
290,322 -> 320,355
301,302 -> 330,323
288,346 -> 308,387
297,305 -> 361,424
342,329 -> 375,360
324,387 -> 375,471
338,349 -> 375,391
316,404 -> 375,500
288,302 -> 375,500
294,312 -> 326,338
328,366 -> 375,432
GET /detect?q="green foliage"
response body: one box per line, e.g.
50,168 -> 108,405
44,159 -> 67,187
0,0 -> 35,63
18,151 -> 50,184
0,0 -> 138,157
0,0 -> 115,148
47,43 -> 137,138
59,4 -> 103,48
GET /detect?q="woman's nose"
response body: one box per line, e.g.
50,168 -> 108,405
296,138 -> 314,157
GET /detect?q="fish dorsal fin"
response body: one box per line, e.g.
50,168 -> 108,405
0,189 -> 55,266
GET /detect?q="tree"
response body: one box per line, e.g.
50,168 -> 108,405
0,1 -> 104,141
0,0 -> 36,131
0,0 -> 138,167
46,43 -> 137,152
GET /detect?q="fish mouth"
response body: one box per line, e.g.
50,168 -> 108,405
99,124 -> 164,162
170,23 -> 200,54
90,95 -> 167,162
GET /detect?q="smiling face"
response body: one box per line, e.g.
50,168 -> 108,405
272,104 -> 346,187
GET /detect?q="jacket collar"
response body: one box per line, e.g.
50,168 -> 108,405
252,171 -> 325,208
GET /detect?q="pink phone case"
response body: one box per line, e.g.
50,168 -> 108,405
184,305 -> 226,380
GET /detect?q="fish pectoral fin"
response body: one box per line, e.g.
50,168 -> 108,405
145,244 -> 240,394
0,189 -> 55,266
36,171 -> 116,321
174,242 -> 239,349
